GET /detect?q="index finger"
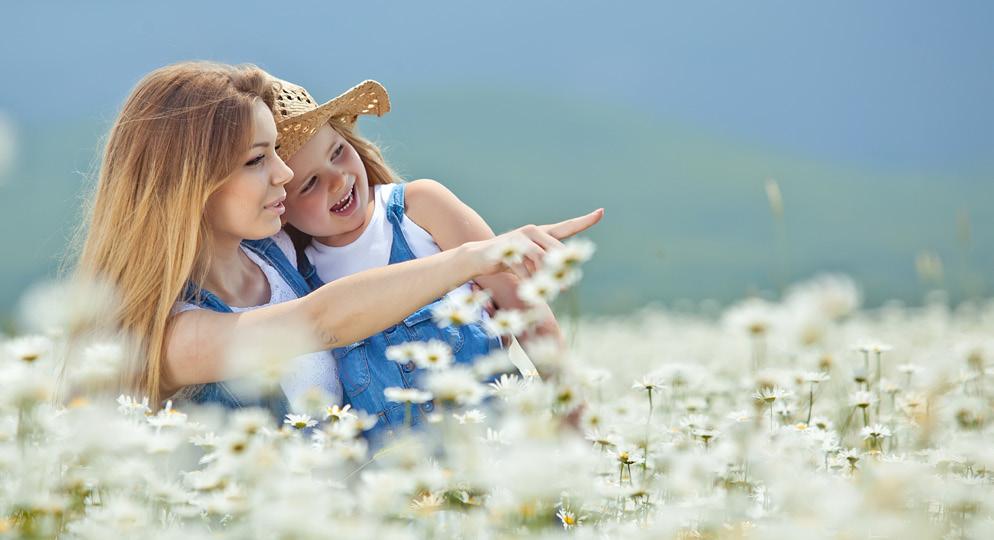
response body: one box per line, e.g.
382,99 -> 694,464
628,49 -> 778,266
540,208 -> 604,240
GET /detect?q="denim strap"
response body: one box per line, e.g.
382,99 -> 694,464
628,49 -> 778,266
385,184 -> 417,265
178,238 -> 304,421
242,237 -> 314,297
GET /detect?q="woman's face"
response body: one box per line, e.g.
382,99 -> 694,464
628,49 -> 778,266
282,124 -> 370,244
205,100 -> 293,242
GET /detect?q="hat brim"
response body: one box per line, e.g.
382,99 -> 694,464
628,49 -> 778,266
275,80 -> 390,161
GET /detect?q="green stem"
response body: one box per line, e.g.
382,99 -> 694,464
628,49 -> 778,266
642,388 -> 653,481
875,352 -> 882,419
647,388 -> 653,423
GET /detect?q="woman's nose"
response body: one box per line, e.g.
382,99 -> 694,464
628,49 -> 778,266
272,154 -> 294,186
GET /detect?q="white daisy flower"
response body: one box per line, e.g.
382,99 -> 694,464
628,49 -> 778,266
431,297 -> 481,327
383,387 -> 433,404
453,409 -> 486,424
483,309 -> 528,337
752,386 -> 792,404
5,335 -> 53,363
449,287 -> 492,311
632,375 -> 665,392
802,371 -> 831,384
860,424 -> 892,440
488,373 -> 529,400
518,272 -> 561,306
283,413 -> 317,430
556,506 -> 586,530
147,400 -> 187,428
488,236 -> 535,266
386,342 -> 419,364
116,395 -> 151,416
546,266 -> 583,289
412,340 -> 453,371
425,367 -> 487,406
545,238 -> 596,270
324,403 -> 355,422
848,390 -> 878,409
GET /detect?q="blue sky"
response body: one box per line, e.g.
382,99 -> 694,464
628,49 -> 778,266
2,0 -> 991,173
0,1 -> 991,312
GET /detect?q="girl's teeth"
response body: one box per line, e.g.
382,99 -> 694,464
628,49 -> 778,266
332,186 -> 355,212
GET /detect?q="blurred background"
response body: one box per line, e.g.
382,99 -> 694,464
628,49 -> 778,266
0,0 -> 991,320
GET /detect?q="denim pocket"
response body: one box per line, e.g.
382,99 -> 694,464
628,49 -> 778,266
331,339 -> 371,396
403,304 -> 464,353
381,402 -> 412,429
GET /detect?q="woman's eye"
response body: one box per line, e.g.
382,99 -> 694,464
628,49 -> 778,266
331,144 -> 343,161
245,154 -> 265,167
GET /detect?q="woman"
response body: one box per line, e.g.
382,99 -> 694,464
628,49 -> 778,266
76,61 -> 601,417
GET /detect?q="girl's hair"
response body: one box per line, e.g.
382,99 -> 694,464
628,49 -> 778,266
332,119 -> 401,188
76,61 -> 275,406
285,119 -> 402,253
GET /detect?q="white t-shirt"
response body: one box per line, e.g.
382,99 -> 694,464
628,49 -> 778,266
174,245 -> 343,408
274,183 -> 473,299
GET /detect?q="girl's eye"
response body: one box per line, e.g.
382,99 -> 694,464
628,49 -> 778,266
331,144 -> 344,161
245,154 -> 265,167
301,176 -> 317,194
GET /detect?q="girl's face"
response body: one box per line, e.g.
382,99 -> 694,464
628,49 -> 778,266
205,100 -> 293,242
282,124 -> 370,245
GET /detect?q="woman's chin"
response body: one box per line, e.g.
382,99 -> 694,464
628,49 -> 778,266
245,218 -> 283,240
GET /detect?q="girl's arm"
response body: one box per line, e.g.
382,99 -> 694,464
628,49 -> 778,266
404,179 -> 565,344
161,209 -> 602,395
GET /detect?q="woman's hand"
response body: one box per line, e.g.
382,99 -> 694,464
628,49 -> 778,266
460,209 -> 604,280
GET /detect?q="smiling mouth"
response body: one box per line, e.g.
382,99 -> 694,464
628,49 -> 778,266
264,195 -> 286,211
330,184 -> 357,214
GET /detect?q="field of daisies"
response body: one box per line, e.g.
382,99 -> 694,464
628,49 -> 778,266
2,238 -> 994,539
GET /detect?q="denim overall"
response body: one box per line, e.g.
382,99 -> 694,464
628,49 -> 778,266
310,183 -> 502,442
179,236 -> 317,423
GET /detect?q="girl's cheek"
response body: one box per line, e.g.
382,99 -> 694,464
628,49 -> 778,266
307,199 -> 325,225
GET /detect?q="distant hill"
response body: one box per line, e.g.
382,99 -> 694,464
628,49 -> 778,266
1,88 -> 991,320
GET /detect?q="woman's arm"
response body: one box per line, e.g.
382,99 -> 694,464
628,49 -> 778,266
404,179 -> 563,343
161,209 -> 602,394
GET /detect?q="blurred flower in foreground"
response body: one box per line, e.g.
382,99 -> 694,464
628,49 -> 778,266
4,256 -> 994,539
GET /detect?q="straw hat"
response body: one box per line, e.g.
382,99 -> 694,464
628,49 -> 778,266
271,78 -> 390,161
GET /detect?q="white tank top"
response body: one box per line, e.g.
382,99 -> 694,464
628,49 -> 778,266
173,245 -> 343,408
278,183 -> 472,298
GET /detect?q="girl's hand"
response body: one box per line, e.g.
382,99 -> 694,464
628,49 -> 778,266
460,209 -> 603,279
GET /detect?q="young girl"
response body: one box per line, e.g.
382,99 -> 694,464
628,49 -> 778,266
76,61 -> 600,423
265,76 -> 563,437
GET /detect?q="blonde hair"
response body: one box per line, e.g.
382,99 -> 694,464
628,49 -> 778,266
76,61 -> 275,405
330,118 -> 402,188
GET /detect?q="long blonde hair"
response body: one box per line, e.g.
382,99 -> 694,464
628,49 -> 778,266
76,61 -> 275,405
